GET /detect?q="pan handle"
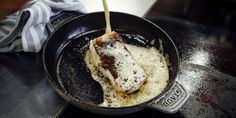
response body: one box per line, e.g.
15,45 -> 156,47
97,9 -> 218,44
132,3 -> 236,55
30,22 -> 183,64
46,11 -> 84,33
148,80 -> 189,113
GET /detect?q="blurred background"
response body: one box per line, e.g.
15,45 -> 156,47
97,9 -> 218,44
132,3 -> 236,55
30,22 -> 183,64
145,0 -> 236,32
1,0 -> 235,32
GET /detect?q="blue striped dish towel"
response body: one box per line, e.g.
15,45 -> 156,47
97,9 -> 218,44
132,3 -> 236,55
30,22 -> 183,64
0,0 -> 86,52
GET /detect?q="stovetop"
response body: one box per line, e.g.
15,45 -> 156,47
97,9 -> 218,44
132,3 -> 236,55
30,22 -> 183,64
0,5 -> 236,118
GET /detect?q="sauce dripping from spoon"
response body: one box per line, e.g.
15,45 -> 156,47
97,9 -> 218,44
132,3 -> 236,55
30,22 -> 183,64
102,0 -> 112,33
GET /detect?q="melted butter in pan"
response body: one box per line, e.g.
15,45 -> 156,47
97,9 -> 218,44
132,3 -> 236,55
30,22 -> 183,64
85,44 -> 169,107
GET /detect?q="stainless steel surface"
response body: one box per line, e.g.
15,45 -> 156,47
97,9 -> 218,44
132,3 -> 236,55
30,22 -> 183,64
0,53 -> 67,118
57,17 -> 236,118
154,17 -> 236,118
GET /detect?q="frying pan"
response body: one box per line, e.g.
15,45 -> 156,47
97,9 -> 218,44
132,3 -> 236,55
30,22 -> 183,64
43,11 -> 189,115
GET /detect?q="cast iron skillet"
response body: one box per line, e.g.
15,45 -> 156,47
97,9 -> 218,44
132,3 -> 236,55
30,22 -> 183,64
43,12 -> 189,115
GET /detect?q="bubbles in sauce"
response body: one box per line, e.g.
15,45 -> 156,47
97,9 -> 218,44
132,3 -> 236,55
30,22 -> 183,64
98,40 -> 146,93
85,44 -> 169,107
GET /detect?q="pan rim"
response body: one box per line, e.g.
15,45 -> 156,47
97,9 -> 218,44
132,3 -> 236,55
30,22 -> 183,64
43,11 -> 180,111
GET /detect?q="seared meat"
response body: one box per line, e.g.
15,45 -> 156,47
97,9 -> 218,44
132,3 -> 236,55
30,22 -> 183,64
89,31 -> 146,95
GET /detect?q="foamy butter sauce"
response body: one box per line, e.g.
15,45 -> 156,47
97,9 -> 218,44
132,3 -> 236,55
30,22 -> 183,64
85,44 -> 169,107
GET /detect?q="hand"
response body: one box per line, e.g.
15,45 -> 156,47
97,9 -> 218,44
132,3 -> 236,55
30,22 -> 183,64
0,0 -> 29,19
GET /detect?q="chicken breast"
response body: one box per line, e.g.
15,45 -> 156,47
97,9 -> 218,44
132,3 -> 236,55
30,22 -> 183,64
89,31 -> 146,95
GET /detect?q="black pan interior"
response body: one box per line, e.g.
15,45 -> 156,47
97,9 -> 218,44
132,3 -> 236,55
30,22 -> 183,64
43,12 -> 179,107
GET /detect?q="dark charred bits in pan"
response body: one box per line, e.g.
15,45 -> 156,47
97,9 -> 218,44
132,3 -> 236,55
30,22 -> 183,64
56,29 -> 156,105
57,50 -> 104,104
57,33 -> 104,104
